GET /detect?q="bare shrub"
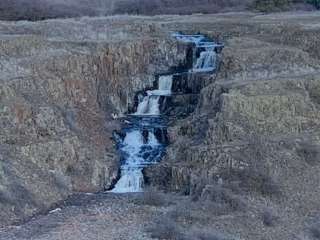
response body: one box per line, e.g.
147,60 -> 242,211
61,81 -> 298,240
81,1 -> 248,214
227,134 -> 282,197
252,0 -> 292,12
146,216 -> 185,240
147,214 -> 234,240
113,0 -> 251,15
145,200 -> 237,240
261,208 -> 278,227
297,141 -> 320,165
191,174 -> 248,215
186,228 -> 233,240
136,188 -> 170,207
233,168 -> 281,197
112,0 -> 140,14
191,182 -> 247,217
310,220 -> 320,239
252,0 -> 316,11
169,204 -> 196,224
0,0 -> 253,21
200,185 -> 247,212
200,200 -> 232,216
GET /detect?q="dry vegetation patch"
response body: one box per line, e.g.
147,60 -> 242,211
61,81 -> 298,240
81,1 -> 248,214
309,218 -> 320,239
261,208 -> 279,227
134,187 -> 172,207
296,141 -> 320,165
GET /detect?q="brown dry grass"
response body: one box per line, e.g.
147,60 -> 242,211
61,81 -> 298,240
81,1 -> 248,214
0,0 -> 253,21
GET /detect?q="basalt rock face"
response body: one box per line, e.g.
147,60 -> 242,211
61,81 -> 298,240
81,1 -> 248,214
141,16 -> 320,240
0,17 -> 189,226
145,14 -> 320,230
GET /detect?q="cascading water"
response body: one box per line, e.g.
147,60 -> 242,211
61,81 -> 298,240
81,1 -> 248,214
193,43 -> 218,72
158,75 -> 173,95
173,33 -> 223,72
193,48 -> 216,72
110,33 -> 223,193
134,95 -> 161,115
111,130 -> 161,193
146,75 -> 173,96
111,75 -> 172,193
134,75 -> 173,116
172,34 -> 205,45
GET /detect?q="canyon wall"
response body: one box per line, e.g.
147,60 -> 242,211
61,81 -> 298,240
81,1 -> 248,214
0,17 -> 188,226
140,14 -> 320,239
1,13 -> 320,239
143,14 -> 320,239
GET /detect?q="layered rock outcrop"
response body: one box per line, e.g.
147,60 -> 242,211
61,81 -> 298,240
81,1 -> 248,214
141,14 -> 320,239
145,13 -> 320,228
0,17 -> 189,226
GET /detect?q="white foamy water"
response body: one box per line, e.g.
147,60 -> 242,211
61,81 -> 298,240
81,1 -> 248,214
148,132 -> 160,146
193,44 -> 217,72
159,75 -> 173,93
111,131 -> 161,193
111,33 -> 223,194
172,33 -> 205,45
173,33 -> 219,72
111,76 -> 173,193
134,75 -> 173,115
135,95 -> 161,115
193,50 -> 216,72
111,168 -> 144,193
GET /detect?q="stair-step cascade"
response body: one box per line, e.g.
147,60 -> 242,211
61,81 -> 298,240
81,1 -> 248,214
110,33 -> 223,193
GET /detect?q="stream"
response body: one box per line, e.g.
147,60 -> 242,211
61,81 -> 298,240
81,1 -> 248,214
110,33 -> 223,193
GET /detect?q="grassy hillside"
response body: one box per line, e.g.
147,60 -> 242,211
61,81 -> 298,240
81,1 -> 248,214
0,0 -> 252,21
0,0 -> 318,21
253,0 -> 318,12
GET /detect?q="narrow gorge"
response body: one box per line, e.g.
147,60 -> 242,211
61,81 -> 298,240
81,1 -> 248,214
110,33 -> 223,193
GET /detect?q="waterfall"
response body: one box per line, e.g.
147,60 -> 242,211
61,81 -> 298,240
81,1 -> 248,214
134,75 -> 173,115
158,75 -> 173,93
172,33 -> 205,45
149,75 -> 173,96
110,33 -> 223,193
135,96 -> 160,115
111,76 -> 173,192
111,130 -> 144,193
193,49 -> 216,72
111,130 -> 162,193
111,168 -> 144,193
173,32 -> 222,73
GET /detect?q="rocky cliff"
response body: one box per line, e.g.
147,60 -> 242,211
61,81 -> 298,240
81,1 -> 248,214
145,12 -> 320,239
0,17 -> 189,226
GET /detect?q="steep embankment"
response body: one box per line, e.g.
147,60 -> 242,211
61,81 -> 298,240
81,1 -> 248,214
149,12 -> 320,190
145,12 -> 320,240
0,17 -> 189,226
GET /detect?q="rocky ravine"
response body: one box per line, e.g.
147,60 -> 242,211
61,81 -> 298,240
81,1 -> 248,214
0,16 -> 189,226
1,12 -> 320,240
146,12 -> 320,240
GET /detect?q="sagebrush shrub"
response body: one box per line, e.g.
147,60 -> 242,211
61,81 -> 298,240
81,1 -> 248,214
297,141 -> 320,165
310,220 -> 320,239
261,208 -> 278,227
147,216 -> 185,240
